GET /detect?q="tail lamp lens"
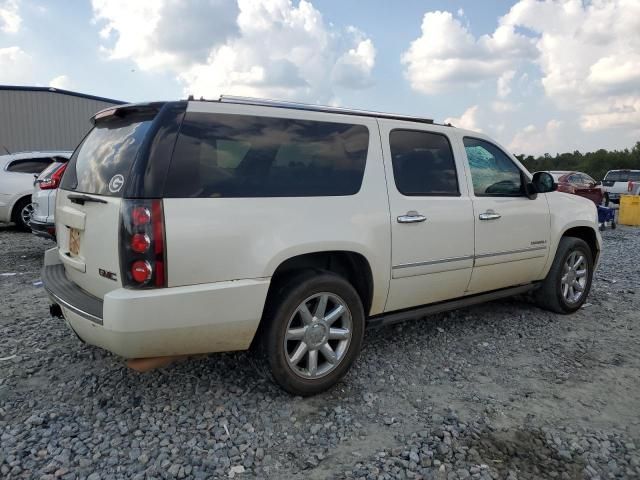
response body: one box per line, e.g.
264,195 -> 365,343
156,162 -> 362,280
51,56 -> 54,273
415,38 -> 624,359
39,163 -> 68,190
131,260 -> 152,283
120,199 -> 166,288
131,206 -> 151,226
130,233 -> 151,253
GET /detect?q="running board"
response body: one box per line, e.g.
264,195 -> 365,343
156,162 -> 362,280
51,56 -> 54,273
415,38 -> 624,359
367,283 -> 537,328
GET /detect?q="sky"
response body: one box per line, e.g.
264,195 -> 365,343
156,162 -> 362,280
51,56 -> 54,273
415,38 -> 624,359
1,0 -> 639,156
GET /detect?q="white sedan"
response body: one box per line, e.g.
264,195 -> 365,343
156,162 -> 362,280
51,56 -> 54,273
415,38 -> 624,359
0,151 -> 72,230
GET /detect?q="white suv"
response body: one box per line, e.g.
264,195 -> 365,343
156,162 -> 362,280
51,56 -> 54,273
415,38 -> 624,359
43,97 -> 601,395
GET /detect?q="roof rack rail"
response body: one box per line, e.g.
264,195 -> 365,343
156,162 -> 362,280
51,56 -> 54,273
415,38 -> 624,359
218,95 -> 434,124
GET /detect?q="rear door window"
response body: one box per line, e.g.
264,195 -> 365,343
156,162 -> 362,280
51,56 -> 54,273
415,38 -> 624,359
164,112 -> 369,197
61,113 -> 154,196
389,129 -> 459,196
6,158 -> 52,174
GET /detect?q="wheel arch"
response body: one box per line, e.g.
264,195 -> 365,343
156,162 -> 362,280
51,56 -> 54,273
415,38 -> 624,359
561,225 -> 600,262
10,193 -> 33,223
265,250 -> 375,317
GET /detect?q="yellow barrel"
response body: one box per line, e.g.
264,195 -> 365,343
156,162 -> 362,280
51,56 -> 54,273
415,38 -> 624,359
619,195 -> 640,226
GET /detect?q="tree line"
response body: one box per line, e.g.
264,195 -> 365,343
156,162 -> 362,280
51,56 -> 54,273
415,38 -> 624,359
516,141 -> 640,181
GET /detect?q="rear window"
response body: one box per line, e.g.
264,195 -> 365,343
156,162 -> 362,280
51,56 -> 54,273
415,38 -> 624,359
164,112 -> 369,197
7,158 -> 52,174
604,171 -> 640,182
61,114 -> 154,196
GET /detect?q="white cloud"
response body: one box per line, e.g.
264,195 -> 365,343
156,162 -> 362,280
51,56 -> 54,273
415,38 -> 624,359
0,0 -> 20,33
499,0 -> 640,131
497,70 -> 515,98
401,10 -> 535,94
0,46 -> 32,83
92,0 -> 376,101
508,119 -> 564,155
491,100 -> 519,113
403,1 -> 640,134
49,75 -> 74,90
444,105 -> 482,132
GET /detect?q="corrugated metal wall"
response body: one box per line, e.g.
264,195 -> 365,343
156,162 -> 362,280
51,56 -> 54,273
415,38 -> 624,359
0,90 -> 120,153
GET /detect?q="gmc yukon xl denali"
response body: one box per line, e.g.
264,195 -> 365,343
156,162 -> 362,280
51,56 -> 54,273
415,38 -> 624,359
43,96 -> 601,395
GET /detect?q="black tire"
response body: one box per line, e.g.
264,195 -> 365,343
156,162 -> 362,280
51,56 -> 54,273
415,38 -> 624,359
602,193 -> 609,206
11,196 -> 33,231
258,271 -> 365,396
534,237 -> 593,314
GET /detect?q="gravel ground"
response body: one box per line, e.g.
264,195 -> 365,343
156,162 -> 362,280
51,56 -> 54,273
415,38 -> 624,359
1,223 -> 639,480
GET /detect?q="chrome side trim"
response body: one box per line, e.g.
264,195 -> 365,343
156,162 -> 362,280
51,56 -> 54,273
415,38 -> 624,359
392,246 -> 547,270
44,286 -> 103,325
474,246 -> 547,259
393,255 -> 474,270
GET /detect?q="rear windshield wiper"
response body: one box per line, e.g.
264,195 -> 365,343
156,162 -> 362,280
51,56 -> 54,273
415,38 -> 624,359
67,194 -> 108,205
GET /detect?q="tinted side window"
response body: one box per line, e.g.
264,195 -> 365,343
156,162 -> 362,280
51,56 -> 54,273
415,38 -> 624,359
389,130 -> 458,196
7,158 -> 52,174
463,137 -> 523,196
165,113 -> 369,197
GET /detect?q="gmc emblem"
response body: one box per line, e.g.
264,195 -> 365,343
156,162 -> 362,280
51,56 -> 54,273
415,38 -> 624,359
99,269 -> 118,282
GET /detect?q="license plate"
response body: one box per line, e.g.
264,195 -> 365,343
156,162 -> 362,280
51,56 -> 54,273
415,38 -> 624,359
69,228 -> 81,256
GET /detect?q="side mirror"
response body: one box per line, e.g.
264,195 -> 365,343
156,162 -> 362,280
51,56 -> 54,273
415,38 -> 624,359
532,171 -> 556,193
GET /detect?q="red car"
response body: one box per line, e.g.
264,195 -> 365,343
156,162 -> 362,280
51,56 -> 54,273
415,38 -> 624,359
548,171 -> 604,204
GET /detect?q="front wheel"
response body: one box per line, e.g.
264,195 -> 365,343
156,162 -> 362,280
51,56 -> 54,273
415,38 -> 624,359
260,272 -> 365,396
534,237 -> 594,313
12,197 -> 33,231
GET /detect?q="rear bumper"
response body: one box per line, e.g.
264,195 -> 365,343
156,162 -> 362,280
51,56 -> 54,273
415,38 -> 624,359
30,219 -> 56,240
42,248 -> 270,358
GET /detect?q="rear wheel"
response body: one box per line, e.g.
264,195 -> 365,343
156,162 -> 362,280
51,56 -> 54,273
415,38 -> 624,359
534,237 -> 593,313
12,197 -> 33,231
260,272 -> 365,396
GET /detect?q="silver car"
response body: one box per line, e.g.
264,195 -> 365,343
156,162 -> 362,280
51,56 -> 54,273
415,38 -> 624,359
31,154 -> 72,239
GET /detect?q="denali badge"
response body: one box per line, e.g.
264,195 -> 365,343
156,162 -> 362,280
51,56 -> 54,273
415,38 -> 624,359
108,174 -> 124,193
99,269 -> 118,281
531,240 -> 547,245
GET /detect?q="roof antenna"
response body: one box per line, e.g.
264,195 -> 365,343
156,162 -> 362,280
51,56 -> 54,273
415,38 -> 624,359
2,145 -> 10,155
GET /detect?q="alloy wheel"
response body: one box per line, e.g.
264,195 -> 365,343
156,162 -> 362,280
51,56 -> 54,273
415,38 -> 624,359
21,203 -> 34,226
284,292 -> 352,379
561,251 -> 588,304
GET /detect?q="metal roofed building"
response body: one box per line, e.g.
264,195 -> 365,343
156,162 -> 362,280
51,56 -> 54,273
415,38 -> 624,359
0,85 -> 125,154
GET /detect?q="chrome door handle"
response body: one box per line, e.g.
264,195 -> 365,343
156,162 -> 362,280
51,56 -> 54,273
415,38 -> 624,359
397,211 -> 427,223
479,210 -> 501,221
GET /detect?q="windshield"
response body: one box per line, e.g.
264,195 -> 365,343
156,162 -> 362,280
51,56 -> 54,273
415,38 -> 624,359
61,114 -> 154,196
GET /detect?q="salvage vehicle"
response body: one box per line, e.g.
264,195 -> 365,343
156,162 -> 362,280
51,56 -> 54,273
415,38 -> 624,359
547,171 -> 603,205
601,169 -> 640,204
42,97 -> 601,395
31,159 -> 70,239
0,151 -> 72,230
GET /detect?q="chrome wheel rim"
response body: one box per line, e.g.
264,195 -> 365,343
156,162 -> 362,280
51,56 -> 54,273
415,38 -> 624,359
561,251 -> 588,304
21,203 -> 34,226
284,292 -> 352,379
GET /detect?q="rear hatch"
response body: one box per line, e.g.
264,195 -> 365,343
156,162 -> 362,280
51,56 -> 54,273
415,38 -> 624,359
56,107 -> 158,298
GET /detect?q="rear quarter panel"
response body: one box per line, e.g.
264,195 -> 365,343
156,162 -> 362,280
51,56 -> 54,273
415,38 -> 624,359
163,104 -> 392,315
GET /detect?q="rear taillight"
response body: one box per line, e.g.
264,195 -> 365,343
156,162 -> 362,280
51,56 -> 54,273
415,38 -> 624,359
39,163 -> 68,190
120,199 -> 166,288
